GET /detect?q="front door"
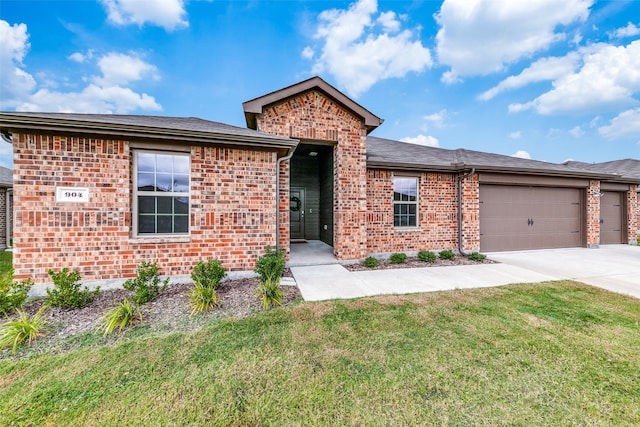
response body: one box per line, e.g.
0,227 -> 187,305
600,192 -> 624,244
290,187 -> 305,240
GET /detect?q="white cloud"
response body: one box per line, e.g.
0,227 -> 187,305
598,108 -> 640,140
509,41 -> 640,115
0,21 -> 36,109
308,0 -> 432,97
423,110 -> 447,129
511,150 -> 531,159
509,131 -> 521,139
301,46 -> 314,59
569,126 -> 584,138
400,134 -> 439,147
100,0 -> 188,31
0,21 -> 161,114
609,22 -> 640,38
440,70 -> 461,85
479,53 -> 580,100
435,0 -> 592,76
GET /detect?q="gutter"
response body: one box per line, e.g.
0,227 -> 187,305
275,145 -> 298,252
457,167 -> 475,256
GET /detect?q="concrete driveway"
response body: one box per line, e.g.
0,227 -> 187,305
486,245 -> 640,300
291,245 -> 640,301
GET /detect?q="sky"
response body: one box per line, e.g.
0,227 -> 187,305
1,0 -> 640,170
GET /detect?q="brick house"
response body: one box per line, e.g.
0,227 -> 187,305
0,166 -> 12,250
0,76 -> 638,284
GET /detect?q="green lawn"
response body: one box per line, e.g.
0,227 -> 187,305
1,281 -> 639,426
0,250 -> 11,276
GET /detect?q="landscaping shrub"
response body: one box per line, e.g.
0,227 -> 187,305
0,307 -> 48,352
99,298 -> 142,335
191,259 -> 226,289
255,247 -> 285,309
46,268 -> 99,309
468,252 -> 486,262
123,261 -> 168,305
439,250 -> 455,260
389,253 -> 407,264
188,283 -> 221,316
363,256 -> 379,268
417,250 -> 437,263
0,269 -> 33,317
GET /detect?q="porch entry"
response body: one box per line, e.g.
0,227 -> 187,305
289,143 -> 334,246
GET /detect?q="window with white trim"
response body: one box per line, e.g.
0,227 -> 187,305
134,151 -> 190,235
393,176 -> 418,227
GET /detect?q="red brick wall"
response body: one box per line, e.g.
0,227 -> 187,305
460,173 -> 480,252
586,180 -> 600,246
254,90 -> 368,260
628,185 -> 638,243
12,133 -> 277,283
366,170 -> 470,253
0,188 -> 6,249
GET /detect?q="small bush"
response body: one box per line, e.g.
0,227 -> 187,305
439,250 -> 455,260
417,250 -> 437,263
123,261 -> 168,305
99,298 -> 142,336
363,256 -> 379,268
191,259 -> 226,289
46,268 -> 99,309
255,247 -> 285,309
468,252 -> 486,262
188,283 -> 220,316
0,269 -> 33,317
0,307 -> 48,352
389,253 -> 407,264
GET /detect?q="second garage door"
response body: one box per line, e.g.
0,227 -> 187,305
480,185 -> 584,252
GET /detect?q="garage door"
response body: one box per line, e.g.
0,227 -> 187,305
600,192 -> 624,244
480,185 -> 583,252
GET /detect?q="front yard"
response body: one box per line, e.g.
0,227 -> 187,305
1,280 -> 639,425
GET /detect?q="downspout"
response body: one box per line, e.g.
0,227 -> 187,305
275,146 -> 297,251
457,167 -> 475,256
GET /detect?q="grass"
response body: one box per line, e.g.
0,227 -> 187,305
1,281 -> 639,425
0,251 -> 11,276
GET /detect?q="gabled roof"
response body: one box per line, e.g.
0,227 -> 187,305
0,112 -> 298,152
243,76 -> 383,134
0,166 -> 12,187
565,159 -> 640,181
367,136 -> 635,182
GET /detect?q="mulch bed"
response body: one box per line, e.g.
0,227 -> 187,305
344,255 -> 496,272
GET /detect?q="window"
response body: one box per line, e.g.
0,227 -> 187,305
393,176 -> 418,227
134,151 -> 190,235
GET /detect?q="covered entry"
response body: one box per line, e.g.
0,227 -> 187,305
480,184 -> 584,252
290,143 -> 334,246
600,191 -> 625,244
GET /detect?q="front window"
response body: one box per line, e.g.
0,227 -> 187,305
393,176 -> 418,227
134,151 -> 190,235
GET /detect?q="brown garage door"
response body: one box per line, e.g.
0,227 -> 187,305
600,192 -> 624,244
480,185 -> 583,252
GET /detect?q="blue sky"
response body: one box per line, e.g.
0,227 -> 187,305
1,0 -> 640,169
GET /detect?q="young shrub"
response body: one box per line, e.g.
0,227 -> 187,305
0,269 -> 33,317
189,283 -> 221,316
468,252 -> 487,262
439,250 -> 455,260
191,259 -> 226,289
254,247 -> 285,309
0,307 -> 48,352
389,253 -> 408,264
46,268 -> 99,309
123,261 -> 168,305
363,256 -> 379,268
417,250 -> 437,263
99,298 -> 142,336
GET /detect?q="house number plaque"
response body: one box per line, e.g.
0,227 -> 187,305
56,186 -> 90,203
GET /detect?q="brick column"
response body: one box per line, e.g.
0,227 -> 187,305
627,185 -> 638,244
586,180 -> 600,247
460,173 -> 480,252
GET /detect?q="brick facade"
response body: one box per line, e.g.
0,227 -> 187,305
0,188 -> 6,249
628,185 -> 638,243
253,90 -> 368,260
12,133 -> 278,283
586,180 -> 601,246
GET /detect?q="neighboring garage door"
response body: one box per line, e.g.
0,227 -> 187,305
600,192 -> 624,244
480,185 -> 583,252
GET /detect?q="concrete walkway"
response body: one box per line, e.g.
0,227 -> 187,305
291,245 -> 640,302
